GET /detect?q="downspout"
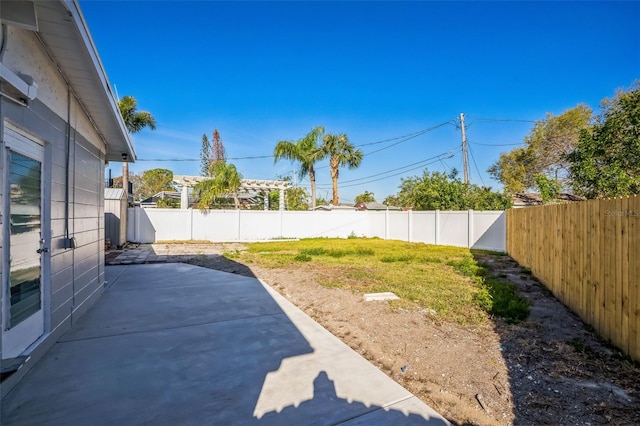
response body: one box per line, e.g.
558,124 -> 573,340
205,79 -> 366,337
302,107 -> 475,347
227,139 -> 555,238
63,88 -> 77,249
0,25 -> 6,56
65,86 -> 71,248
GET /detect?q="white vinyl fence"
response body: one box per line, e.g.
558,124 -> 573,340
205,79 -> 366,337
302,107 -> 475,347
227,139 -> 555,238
127,208 -> 506,251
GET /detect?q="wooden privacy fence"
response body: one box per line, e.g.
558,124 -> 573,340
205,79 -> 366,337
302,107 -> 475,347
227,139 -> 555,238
507,195 -> 640,362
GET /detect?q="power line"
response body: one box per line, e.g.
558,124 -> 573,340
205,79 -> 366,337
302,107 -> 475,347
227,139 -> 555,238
334,156 -> 456,189
137,119 -> 458,163
467,144 -> 485,187
137,154 -> 274,162
331,149 -> 459,185
315,149 -> 460,189
467,117 -> 537,124
469,141 -> 525,147
361,121 -> 455,157
460,113 -> 469,184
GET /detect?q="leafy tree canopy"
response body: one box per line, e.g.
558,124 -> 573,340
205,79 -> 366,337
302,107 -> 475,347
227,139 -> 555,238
138,168 -> 175,201
195,130 -> 243,209
534,174 -> 562,204
195,156 -> 242,209
354,191 -> 376,204
568,81 -> 640,198
117,96 -> 157,134
489,104 -> 592,193
394,170 -> 511,210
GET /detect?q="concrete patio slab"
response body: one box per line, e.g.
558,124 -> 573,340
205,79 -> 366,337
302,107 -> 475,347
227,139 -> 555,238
2,263 -> 449,425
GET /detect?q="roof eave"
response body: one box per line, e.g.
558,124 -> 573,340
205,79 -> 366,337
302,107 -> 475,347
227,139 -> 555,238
36,1 -> 134,162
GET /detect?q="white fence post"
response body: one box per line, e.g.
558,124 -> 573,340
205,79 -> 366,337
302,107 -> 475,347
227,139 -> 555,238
435,210 -> 440,246
385,208 -> 389,240
237,209 -> 241,241
188,208 -> 192,240
468,209 -> 474,248
134,207 -> 139,243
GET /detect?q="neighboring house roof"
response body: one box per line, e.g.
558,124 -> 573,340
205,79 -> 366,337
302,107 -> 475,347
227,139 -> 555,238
12,1 -> 134,162
104,188 -> 126,200
512,192 -> 585,207
354,202 -> 402,211
313,204 -> 356,211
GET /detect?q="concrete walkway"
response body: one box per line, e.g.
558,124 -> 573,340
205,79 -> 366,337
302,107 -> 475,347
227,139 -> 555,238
2,263 -> 449,425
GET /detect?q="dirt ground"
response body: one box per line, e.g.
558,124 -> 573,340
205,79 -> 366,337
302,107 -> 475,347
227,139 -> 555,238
179,244 -> 640,425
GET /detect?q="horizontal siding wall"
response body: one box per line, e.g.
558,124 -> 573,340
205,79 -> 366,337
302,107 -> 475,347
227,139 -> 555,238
128,208 -> 506,251
507,196 -> 640,362
2,27 -> 107,346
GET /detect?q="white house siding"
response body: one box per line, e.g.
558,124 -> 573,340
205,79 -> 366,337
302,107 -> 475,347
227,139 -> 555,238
1,25 -> 107,390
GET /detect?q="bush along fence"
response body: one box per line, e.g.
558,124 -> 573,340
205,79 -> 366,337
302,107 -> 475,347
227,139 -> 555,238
507,195 -> 640,362
126,208 -> 506,252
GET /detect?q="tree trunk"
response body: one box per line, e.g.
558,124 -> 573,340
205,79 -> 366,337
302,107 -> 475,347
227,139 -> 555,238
309,166 -> 316,210
330,157 -> 339,205
122,162 -> 129,205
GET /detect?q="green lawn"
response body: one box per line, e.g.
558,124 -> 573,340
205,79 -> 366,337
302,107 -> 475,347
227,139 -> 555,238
226,238 -> 529,325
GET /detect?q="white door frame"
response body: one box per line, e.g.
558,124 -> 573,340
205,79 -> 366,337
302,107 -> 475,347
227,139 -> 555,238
2,122 -> 50,359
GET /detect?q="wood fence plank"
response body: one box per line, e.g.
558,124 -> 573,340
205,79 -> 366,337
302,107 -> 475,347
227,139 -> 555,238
620,197 -> 630,354
604,198 -> 615,342
593,199 -> 603,337
628,195 -> 636,359
580,201 -> 588,320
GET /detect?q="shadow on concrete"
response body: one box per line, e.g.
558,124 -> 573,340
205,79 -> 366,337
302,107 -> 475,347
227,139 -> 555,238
1,262 -> 446,425
257,370 -> 445,425
183,253 -> 256,278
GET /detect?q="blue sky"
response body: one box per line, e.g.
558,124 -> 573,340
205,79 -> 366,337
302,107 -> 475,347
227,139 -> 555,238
81,1 -> 639,203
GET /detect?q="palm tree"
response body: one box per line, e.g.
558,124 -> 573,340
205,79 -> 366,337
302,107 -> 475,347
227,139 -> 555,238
117,96 -> 156,199
274,126 -> 326,209
322,133 -> 363,205
195,162 -> 242,209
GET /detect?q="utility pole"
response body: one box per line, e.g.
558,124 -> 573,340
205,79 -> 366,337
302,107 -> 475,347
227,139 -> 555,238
460,113 -> 469,184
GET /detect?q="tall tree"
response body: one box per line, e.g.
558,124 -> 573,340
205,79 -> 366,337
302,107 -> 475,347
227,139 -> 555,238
139,168 -> 175,201
274,126 -> 326,209
200,129 -> 226,176
322,133 -> 363,205
196,129 -> 243,209
195,161 -> 242,209
117,96 -> 156,200
211,129 -> 226,164
200,134 -> 210,176
568,82 -> 640,198
354,191 -> 376,204
488,105 -> 592,193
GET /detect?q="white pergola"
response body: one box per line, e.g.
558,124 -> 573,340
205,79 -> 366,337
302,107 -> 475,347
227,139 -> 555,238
173,175 -> 291,210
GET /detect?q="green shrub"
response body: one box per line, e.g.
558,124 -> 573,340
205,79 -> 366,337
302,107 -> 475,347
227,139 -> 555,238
300,247 -> 326,256
482,277 -> 530,323
447,256 -> 482,277
380,255 -> 414,263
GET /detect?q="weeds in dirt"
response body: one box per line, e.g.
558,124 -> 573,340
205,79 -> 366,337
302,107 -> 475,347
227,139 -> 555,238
568,338 -> 587,353
480,277 -> 530,323
294,254 -> 312,262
